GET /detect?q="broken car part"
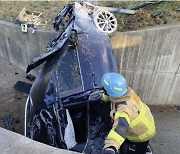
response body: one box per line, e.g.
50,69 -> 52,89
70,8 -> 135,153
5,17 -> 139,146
13,81 -> 32,94
3,115 -> 14,131
26,74 -> 36,81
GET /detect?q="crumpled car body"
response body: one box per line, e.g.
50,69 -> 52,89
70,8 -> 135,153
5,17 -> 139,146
25,2 -> 118,153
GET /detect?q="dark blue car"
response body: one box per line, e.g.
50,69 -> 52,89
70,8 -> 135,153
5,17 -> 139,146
25,2 -> 118,153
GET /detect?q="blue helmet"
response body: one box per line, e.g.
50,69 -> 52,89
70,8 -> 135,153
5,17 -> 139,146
102,72 -> 127,97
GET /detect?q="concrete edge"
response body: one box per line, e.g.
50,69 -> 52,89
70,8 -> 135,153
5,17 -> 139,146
0,127 -> 79,154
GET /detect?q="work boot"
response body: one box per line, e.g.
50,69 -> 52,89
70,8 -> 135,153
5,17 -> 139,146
146,145 -> 153,154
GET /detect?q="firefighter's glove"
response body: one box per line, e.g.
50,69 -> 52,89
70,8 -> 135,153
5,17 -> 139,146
102,146 -> 117,154
101,93 -> 109,102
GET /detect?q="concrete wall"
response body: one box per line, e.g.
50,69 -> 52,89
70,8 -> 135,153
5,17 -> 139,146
110,24 -> 180,105
0,20 -> 57,75
0,127 -> 79,154
0,20 -> 180,105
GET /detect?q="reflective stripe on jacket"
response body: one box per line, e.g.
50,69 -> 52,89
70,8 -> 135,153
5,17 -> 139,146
104,88 -> 156,151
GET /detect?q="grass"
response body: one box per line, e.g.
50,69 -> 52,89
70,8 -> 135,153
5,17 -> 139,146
0,1 -> 67,29
0,1 -> 180,31
101,1 -> 180,31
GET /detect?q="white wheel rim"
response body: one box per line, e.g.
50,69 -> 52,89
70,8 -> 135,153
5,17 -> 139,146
94,11 -> 117,35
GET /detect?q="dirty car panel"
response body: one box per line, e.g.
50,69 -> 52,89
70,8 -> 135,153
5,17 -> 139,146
25,2 -> 118,153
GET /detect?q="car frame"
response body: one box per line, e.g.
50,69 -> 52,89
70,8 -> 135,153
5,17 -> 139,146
25,2 -> 118,153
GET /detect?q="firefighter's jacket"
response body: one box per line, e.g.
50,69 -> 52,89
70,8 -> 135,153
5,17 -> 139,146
103,88 -> 156,151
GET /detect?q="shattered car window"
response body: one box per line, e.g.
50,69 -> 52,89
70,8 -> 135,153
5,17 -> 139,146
57,48 -> 82,94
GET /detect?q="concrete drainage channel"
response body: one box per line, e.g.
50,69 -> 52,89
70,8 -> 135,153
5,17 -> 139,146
0,21 -> 180,153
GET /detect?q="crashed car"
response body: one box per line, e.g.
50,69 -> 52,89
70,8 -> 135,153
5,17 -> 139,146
25,2 -> 118,153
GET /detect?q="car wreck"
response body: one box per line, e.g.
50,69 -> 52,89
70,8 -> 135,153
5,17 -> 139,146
25,2 -> 119,153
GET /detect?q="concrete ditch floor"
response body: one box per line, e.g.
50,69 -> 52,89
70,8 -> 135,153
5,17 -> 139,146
0,56 -> 32,134
150,106 -> 180,154
0,56 -> 180,154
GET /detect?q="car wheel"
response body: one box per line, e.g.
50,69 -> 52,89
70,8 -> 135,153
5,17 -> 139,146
93,10 -> 117,36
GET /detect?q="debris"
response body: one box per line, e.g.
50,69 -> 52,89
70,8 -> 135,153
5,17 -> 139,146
24,94 -> 28,98
17,96 -> 21,100
3,115 -> 14,131
175,8 -> 180,12
176,106 -> 180,112
13,81 -> 32,94
16,8 -> 42,25
151,10 -> 162,17
26,74 -> 36,81
15,119 -> 20,124
32,25 -> 38,34
21,23 -> 28,33
16,8 -> 47,31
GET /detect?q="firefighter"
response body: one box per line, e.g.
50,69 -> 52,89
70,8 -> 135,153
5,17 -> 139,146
101,72 -> 156,154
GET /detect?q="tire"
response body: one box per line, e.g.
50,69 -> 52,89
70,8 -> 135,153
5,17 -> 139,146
93,10 -> 117,36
